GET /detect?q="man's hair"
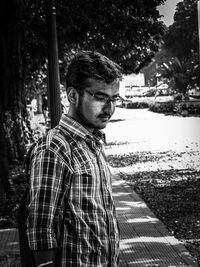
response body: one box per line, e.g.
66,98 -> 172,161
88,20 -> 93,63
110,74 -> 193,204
66,51 -> 122,91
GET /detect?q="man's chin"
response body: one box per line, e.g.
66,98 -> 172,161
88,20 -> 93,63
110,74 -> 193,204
84,118 -> 110,130
95,121 -> 109,129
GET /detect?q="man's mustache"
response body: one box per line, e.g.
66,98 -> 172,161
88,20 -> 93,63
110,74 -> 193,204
98,113 -> 111,118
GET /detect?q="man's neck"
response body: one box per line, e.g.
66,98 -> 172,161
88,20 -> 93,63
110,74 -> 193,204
67,109 -> 95,134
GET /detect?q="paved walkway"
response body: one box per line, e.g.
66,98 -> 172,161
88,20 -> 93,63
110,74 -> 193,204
0,228 -> 20,266
112,174 -> 198,267
0,173 -> 198,266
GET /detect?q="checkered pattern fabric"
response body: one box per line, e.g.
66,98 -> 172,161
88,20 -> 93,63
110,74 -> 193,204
26,114 -> 120,266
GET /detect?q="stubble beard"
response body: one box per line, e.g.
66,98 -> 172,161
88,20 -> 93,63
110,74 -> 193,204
76,98 -> 97,130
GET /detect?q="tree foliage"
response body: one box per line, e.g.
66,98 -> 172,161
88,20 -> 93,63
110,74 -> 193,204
161,57 -> 191,95
1,0 -> 166,98
160,0 -> 200,92
163,0 -> 198,58
56,0 -> 165,74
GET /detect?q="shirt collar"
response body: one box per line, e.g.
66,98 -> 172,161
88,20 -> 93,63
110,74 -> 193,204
59,114 -> 106,144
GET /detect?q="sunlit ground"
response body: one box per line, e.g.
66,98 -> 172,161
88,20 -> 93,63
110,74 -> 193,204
105,108 -> 200,266
105,108 -> 200,152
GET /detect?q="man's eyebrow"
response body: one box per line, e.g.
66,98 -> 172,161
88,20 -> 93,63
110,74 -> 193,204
96,91 -> 120,97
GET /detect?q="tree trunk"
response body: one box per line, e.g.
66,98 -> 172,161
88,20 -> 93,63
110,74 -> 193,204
0,112 -> 10,204
0,2 -> 30,203
1,35 -> 27,160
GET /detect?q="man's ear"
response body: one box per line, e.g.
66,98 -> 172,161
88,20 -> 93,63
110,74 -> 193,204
67,87 -> 78,104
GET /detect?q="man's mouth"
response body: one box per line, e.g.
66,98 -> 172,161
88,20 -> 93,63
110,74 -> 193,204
98,114 -> 111,121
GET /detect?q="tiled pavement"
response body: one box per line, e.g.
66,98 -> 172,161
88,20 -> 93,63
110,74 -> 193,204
112,174 -> 198,267
0,228 -> 20,266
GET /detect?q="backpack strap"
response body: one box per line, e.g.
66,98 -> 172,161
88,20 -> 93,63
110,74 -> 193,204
24,141 -> 38,182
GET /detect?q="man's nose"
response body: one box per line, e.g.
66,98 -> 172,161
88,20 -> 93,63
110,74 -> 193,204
103,100 -> 115,112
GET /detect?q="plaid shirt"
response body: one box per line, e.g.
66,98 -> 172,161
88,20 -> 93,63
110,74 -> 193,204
26,114 -> 120,266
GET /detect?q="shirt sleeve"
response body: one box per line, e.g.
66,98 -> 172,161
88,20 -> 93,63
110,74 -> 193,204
26,146 -> 72,251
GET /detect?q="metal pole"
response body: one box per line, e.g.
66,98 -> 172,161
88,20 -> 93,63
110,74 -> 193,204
46,0 -> 62,128
198,1 -> 200,60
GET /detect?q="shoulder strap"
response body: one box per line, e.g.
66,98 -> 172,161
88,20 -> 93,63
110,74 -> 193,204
24,140 -> 39,182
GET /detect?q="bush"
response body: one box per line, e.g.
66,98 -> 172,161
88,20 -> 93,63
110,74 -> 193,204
174,102 -> 200,116
149,101 -> 174,114
149,100 -> 200,116
124,101 -> 149,109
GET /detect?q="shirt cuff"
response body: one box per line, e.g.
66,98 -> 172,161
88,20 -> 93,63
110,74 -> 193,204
27,228 -> 58,251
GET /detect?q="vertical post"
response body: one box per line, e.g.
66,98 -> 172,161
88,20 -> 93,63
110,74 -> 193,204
46,0 -> 62,128
198,1 -> 200,60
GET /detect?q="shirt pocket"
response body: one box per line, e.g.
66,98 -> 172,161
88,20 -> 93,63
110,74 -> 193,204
70,156 -> 102,208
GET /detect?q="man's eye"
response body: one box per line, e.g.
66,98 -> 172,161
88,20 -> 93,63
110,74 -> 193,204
113,96 -> 121,101
94,94 -> 107,101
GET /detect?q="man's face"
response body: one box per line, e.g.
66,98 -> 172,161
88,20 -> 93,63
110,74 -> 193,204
75,78 -> 120,131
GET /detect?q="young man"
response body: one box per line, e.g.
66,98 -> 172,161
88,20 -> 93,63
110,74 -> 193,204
26,51 -> 122,267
